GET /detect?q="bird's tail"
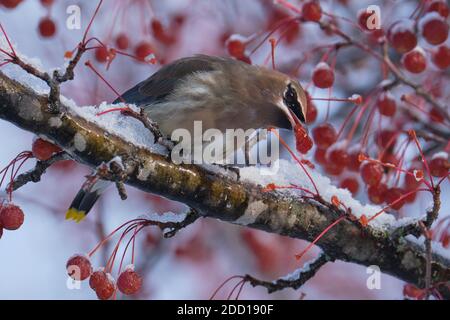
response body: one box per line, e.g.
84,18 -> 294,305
66,178 -> 111,223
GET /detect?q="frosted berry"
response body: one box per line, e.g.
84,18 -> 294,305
302,1 -> 322,22
358,9 -> 373,32
66,254 -> 92,281
387,20 -> 417,53
312,123 -> 337,149
402,48 -> 427,73
32,138 -> 61,161
90,270 -> 116,300
1,0 -> 22,9
117,266 -> 142,295
38,17 -> 56,38
226,36 -> 246,59
404,167 -> 423,190
115,34 -> 129,50
429,154 -> 449,177
385,187 -> 405,210
312,62 -> 334,88
295,125 -> 313,154
327,144 -> 349,168
0,203 -> 24,230
347,148 -> 363,172
427,0 -> 449,18
368,183 -> 387,204
340,177 -> 359,195
360,162 -> 383,186
324,162 -> 344,176
135,42 -> 154,62
0,225 -> 3,239
377,92 -> 396,117
314,148 -> 327,165
432,45 -> 450,69
420,13 -> 449,45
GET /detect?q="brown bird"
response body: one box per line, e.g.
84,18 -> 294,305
66,54 -> 308,222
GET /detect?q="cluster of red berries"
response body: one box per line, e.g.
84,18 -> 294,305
0,202 -> 24,239
386,1 -> 449,73
66,255 -> 143,300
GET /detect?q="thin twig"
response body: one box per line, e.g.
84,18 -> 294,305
9,152 -> 70,191
244,253 -> 332,293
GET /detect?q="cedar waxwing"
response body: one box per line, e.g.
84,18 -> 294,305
66,55 -> 308,222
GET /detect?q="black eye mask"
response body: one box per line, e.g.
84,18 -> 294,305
283,84 -> 305,123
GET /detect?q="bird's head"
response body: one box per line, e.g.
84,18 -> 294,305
280,79 -> 308,129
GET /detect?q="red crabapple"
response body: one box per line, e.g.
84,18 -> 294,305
312,123 -> 337,149
0,203 -> 24,230
360,161 -> 383,186
387,19 -> 417,53
115,34 -> 129,50
340,177 -> 359,195
432,45 -> 450,69
117,265 -> 142,295
135,42 -> 154,62
429,152 -> 449,177
427,0 -> 449,18
90,270 -> 116,300
402,48 -> 427,73
384,187 -> 405,210
368,183 -> 388,204
302,1 -> 322,22
377,91 -> 396,117
1,0 -> 22,9
66,254 -> 92,281
420,12 -> 449,45
312,62 -> 334,88
38,17 -> 56,38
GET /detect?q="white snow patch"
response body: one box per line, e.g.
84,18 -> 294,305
240,159 -> 397,229
431,151 -> 448,160
141,211 -> 188,224
73,132 -> 87,152
314,62 -> 331,71
234,200 -> 268,226
405,235 -> 450,260
67,101 -> 163,152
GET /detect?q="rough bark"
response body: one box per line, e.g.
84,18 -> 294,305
0,71 -> 449,293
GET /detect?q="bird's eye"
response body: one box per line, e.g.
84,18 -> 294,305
283,83 -> 305,123
284,84 -> 297,103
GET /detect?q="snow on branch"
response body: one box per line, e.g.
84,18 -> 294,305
1,69 -> 449,297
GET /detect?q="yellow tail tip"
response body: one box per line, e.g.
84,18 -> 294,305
65,208 -> 87,223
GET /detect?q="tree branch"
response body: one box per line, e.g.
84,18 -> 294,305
244,252 -> 332,293
0,71 -> 449,296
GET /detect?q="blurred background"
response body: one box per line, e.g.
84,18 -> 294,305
0,0 -> 448,299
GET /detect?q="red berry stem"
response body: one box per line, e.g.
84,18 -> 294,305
295,215 -> 346,262
269,128 -> 319,195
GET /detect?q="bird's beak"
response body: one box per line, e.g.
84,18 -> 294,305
288,109 -> 307,133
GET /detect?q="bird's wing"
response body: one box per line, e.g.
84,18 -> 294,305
117,55 -> 223,105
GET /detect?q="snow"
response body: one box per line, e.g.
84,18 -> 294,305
240,159 -> 397,229
277,257 -> 314,282
66,100 -> 167,153
314,62 -> 331,71
390,19 -> 415,34
431,151 -> 448,160
405,235 -> 450,260
140,210 -> 189,224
